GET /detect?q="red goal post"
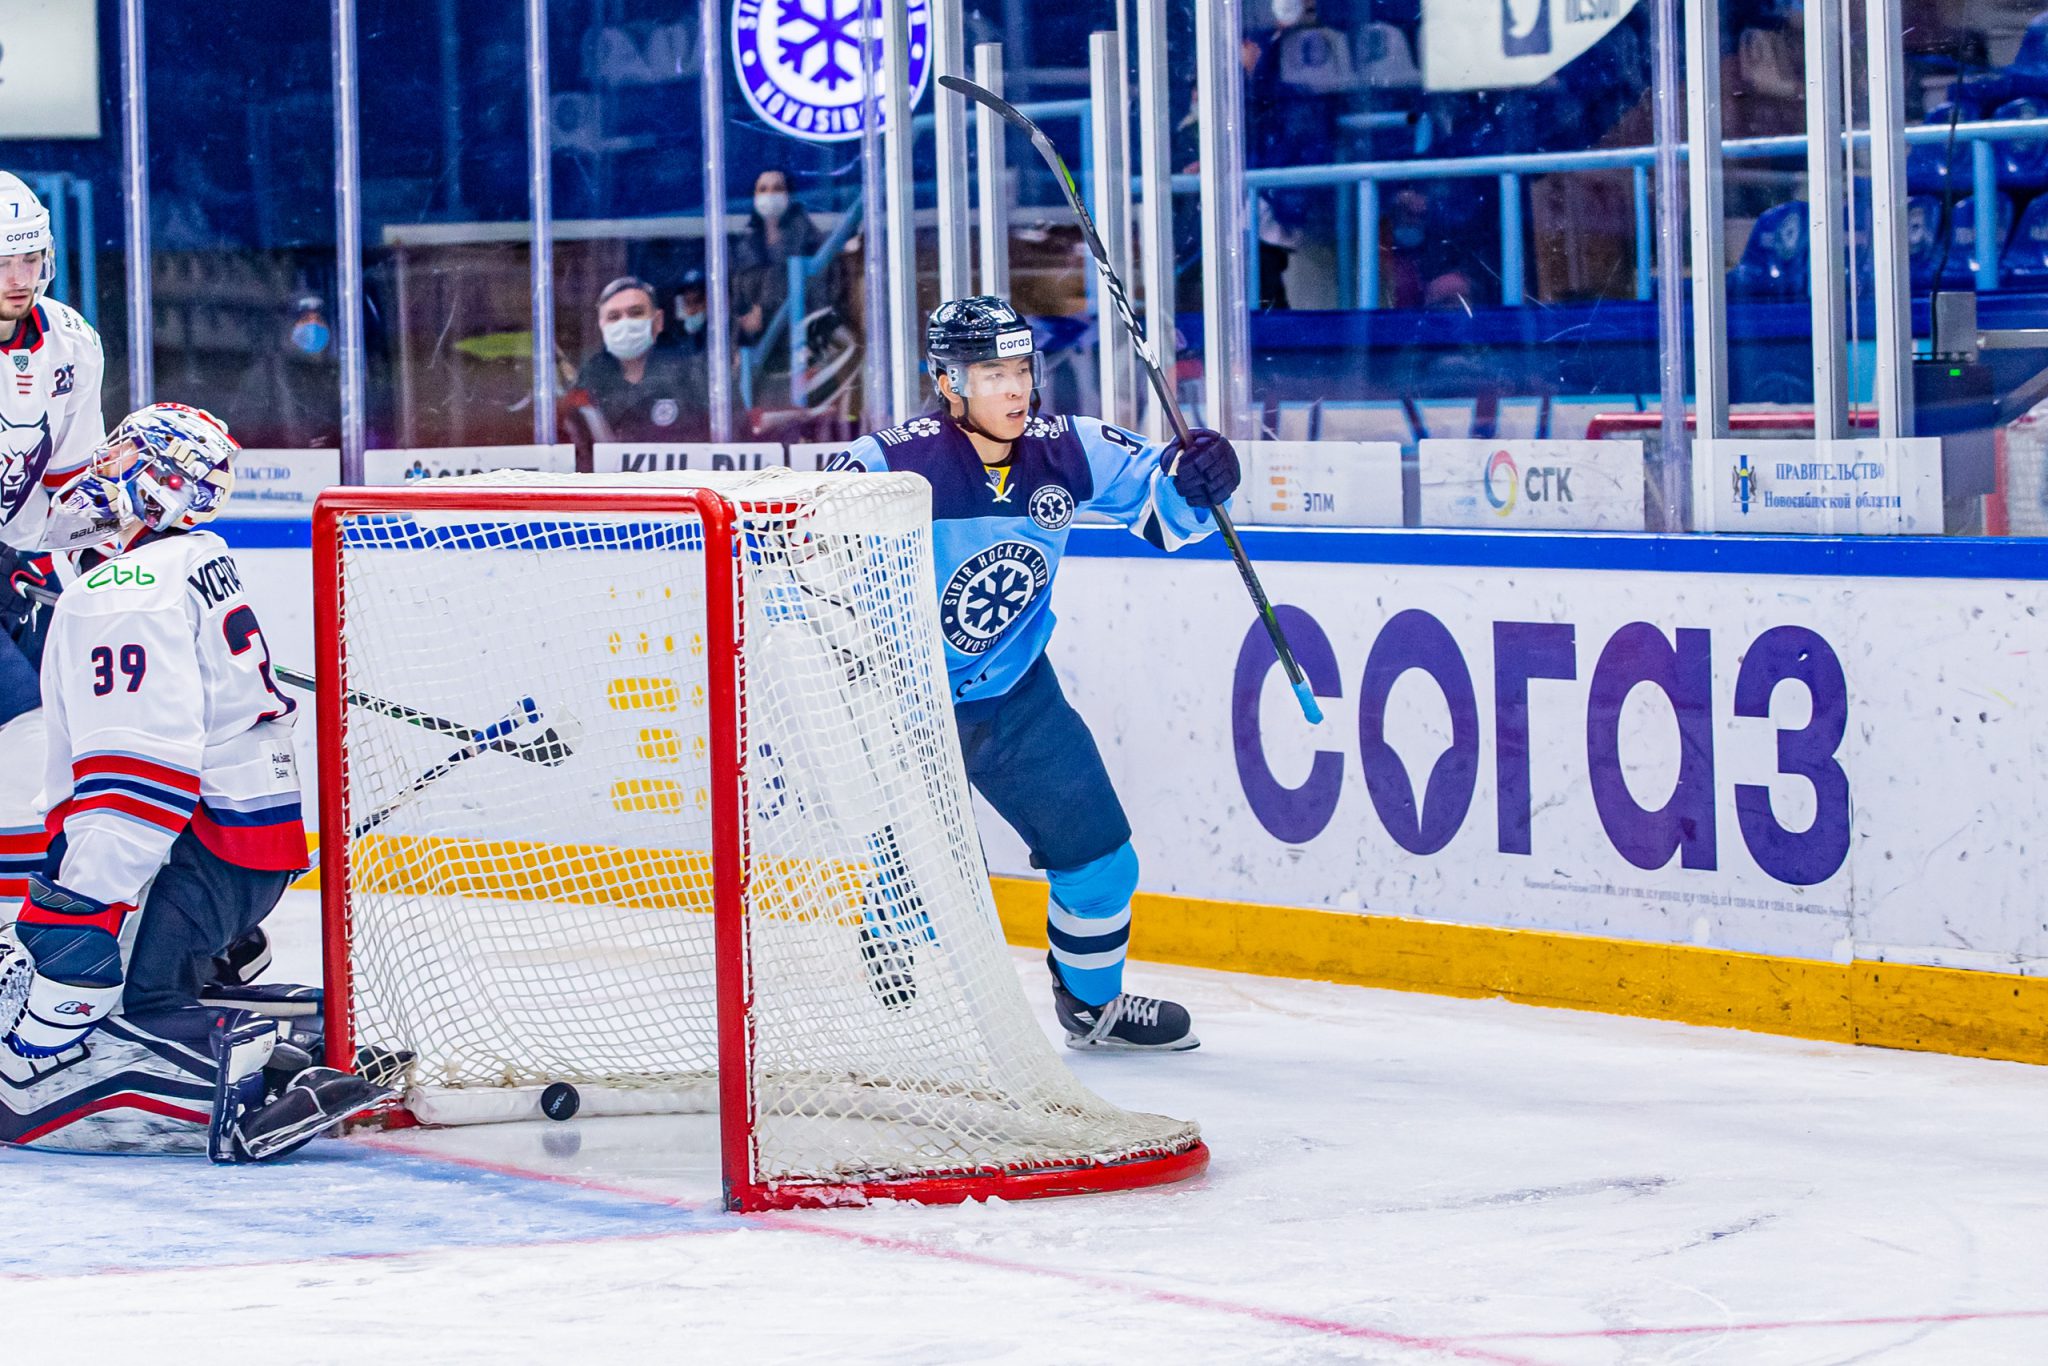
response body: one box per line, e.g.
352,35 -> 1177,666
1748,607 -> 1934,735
311,475 -> 1207,1210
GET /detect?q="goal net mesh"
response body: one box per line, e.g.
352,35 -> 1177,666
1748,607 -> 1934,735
328,470 -> 1199,1191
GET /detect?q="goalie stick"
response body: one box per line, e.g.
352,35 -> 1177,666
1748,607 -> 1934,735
938,74 -> 1325,727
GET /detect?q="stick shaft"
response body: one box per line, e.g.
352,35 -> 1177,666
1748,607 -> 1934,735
937,74 -> 1321,724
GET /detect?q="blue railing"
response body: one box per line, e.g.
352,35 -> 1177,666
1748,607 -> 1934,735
1163,116 -> 2048,311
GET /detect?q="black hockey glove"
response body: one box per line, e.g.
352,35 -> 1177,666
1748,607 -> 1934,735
0,547 -> 57,666
1164,428 -> 1240,508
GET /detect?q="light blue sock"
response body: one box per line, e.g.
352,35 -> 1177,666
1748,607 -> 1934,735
1046,843 -> 1139,1008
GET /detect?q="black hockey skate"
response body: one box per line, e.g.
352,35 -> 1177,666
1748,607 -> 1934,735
858,919 -> 918,1011
1048,954 -> 1199,1051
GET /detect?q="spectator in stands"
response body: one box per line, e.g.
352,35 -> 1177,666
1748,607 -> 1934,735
673,269 -> 709,355
732,168 -> 827,346
1243,0 -> 1345,309
569,275 -> 709,443
732,167 -> 845,406
228,292 -> 339,449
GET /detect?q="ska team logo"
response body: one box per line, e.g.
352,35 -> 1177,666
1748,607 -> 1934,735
940,542 -> 1050,655
732,0 -> 932,144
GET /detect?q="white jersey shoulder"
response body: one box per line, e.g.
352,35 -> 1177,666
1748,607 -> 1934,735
0,298 -> 108,552
41,531 -> 305,906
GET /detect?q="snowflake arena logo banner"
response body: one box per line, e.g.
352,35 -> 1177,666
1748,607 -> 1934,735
732,0 -> 932,143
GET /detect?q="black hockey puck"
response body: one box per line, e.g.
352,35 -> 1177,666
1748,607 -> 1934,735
540,1082 -> 580,1121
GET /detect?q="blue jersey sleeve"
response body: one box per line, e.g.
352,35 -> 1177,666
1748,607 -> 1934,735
825,434 -> 890,474
1069,416 -> 1219,552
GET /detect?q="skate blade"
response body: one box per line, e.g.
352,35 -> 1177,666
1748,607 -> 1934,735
1062,1031 -> 1201,1053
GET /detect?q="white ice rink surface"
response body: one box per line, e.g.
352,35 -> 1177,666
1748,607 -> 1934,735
7,891 -> 2048,1364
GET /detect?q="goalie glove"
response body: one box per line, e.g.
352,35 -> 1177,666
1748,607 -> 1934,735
5,875 -> 131,1058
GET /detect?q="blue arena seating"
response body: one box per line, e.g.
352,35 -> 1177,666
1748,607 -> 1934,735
1728,202 -> 1809,298
2002,194 -> 2048,284
1997,98 -> 2048,189
1938,193 -> 2015,289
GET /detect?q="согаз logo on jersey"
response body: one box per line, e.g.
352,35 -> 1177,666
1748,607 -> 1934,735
940,542 -> 1050,655
1027,484 -> 1075,532
732,0 -> 932,144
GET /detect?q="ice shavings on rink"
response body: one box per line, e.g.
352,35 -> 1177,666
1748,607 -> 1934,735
8,889 -> 2048,1362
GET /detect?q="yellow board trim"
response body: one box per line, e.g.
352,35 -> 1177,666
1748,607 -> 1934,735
290,830 -> 2047,1068
991,877 -> 2048,1068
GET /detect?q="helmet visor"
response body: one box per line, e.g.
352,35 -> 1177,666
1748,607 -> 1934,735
944,354 -> 1040,399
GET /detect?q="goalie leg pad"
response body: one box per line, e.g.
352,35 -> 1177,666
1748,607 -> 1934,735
0,1009 -> 229,1155
7,876 -> 133,1057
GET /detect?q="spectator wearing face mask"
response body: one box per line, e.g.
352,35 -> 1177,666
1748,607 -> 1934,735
730,169 -> 849,407
732,169 -> 828,346
570,275 -> 709,443
228,292 -> 340,448
673,269 -> 709,355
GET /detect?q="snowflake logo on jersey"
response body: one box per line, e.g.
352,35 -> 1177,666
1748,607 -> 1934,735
1027,484 -> 1075,531
731,0 -> 932,144
939,542 -> 1050,655
1023,415 -> 1067,441
905,417 -> 941,438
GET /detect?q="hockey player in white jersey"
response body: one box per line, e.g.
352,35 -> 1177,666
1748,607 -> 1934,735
0,170 -> 107,910
0,403 -> 390,1160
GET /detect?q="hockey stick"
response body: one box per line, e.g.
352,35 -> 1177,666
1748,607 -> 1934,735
938,74 -> 1324,726
19,578 -> 577,763
271,664 -> 576,766
297,694 -> 580,875
350,697 -> 572,839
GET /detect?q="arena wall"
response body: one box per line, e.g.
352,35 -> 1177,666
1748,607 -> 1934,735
219,518 -> 2048,1066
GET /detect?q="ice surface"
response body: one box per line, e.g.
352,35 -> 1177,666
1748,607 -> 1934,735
6,889 -> 2048,1363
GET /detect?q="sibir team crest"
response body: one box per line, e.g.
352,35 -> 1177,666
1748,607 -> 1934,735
731,0 -> 932,144
939,541 -> 1049,655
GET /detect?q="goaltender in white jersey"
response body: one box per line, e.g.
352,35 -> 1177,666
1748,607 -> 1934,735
0,403 -> 389,1162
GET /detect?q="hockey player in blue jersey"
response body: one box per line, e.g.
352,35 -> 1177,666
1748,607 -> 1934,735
832,296 -> 1240,1050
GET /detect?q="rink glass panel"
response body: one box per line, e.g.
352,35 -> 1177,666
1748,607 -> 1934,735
316,472 -> 1201,1203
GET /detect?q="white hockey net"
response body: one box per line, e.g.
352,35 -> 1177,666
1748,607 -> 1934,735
322,470 -> 1202,1204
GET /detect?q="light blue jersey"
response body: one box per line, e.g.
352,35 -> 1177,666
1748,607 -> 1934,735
830,411 -> 1219,704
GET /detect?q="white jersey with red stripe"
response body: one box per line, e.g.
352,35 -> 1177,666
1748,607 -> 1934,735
39,528 -> 305,912
0,299 -> 107,552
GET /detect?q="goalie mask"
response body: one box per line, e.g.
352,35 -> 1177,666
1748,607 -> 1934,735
926,296 -> 1041,435
44,403 -> 239,555
0,171 -> 56,310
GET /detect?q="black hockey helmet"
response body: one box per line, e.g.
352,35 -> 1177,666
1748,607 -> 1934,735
925,295 -> 1041,394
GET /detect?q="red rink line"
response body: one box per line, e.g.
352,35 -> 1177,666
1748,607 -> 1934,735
354,1138 -> 1539,1364
1453,1305 -> 2048,1344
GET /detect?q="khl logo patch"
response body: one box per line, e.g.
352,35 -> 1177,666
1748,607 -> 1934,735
1027,484 -> 1075,531
939,542 -> 1050,654
731,0 -> 933,144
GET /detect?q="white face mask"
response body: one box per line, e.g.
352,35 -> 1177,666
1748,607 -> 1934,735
602,316 -> 656,361
681,309 -> 706,334
755,191 -> 790,223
